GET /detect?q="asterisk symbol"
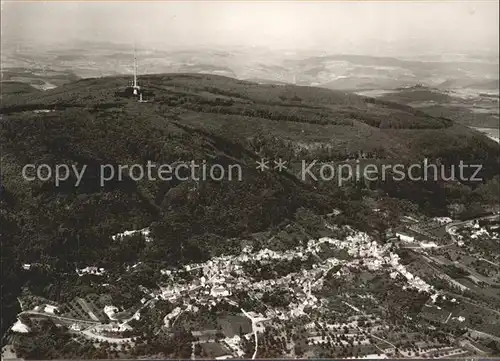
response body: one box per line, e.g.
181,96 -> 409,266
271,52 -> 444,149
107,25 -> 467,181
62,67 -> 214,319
256,158 -> 270,172
274,158 -> 288,172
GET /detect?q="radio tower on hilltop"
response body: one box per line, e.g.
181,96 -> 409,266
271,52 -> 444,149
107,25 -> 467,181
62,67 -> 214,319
132,46 -> 140,95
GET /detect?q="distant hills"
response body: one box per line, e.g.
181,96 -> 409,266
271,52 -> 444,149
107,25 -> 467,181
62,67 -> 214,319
2,43 -> 498,91
368,84 -> 499,130
438,78 -> 500,90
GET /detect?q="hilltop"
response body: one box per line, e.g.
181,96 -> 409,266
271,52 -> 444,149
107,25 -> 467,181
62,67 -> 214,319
2,73 -> 497,160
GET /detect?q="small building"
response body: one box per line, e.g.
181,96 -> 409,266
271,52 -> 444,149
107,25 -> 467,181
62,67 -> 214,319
211,286 -> 231,297
396,232 -> 415,243
44,304 -> 59,315
394,226 -> 429,243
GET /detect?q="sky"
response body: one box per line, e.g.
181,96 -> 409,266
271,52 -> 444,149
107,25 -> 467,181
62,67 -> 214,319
2,1 -> 499,56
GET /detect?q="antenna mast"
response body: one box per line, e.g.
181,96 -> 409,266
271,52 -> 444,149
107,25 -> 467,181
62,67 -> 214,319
133,46 -> 138,89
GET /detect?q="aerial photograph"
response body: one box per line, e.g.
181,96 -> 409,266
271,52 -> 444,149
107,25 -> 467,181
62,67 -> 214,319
0,1 -> 499,360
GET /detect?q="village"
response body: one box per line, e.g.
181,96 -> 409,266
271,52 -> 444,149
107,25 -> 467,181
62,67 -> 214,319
5,211 -> 500,359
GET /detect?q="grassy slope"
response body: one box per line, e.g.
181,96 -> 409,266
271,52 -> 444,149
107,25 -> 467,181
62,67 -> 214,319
1,81 -> 41,95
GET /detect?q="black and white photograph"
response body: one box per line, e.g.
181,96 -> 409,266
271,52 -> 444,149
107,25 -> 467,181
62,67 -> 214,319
1,1 -> 499,360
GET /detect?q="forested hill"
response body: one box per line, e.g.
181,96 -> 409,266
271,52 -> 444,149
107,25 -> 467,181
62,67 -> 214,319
1,73 -> 499,339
